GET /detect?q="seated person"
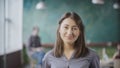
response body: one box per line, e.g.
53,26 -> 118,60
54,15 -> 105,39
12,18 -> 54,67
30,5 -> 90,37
112,44 -> 120,68
27,26 -> 45,68
113,44 -> 120,59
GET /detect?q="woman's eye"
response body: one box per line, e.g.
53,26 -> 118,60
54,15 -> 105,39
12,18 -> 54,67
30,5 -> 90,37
73,27 -> 78,30
64,27 -> 68,29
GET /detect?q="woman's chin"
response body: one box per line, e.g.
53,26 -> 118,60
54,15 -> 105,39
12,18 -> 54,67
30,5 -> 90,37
65,40 -> 75,44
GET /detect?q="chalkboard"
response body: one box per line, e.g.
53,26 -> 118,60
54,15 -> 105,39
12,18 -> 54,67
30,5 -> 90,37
23,0 -> 120,43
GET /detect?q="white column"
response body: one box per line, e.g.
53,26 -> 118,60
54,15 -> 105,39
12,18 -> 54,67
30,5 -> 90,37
0,0 -> 23,55
5,0 -> 23,54
0,0 -> 5,56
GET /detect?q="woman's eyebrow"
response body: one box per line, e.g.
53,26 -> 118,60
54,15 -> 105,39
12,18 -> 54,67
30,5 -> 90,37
63,24 -> 78,27
72,25 -> 78,27
63,24 -> 69,26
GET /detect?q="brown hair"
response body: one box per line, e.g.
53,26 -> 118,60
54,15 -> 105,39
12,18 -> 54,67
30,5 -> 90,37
54,12 -> 89,58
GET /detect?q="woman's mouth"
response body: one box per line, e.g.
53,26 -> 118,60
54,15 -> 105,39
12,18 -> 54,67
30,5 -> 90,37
66,36 -> 74,40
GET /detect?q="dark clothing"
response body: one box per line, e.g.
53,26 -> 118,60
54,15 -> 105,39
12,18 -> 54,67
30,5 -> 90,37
28,35 -> 42,48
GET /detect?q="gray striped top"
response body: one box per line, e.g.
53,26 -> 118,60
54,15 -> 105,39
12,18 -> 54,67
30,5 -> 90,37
42,48 -> 100,68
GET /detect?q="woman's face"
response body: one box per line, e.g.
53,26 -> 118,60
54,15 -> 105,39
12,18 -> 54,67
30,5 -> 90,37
59,18 -> 80,45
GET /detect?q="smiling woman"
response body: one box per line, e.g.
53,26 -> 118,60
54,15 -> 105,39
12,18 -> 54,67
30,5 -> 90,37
42,12 -> 100,68
59,18 -> 80,47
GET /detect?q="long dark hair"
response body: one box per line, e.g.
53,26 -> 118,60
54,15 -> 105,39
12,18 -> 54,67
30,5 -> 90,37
54,12 -> 89,58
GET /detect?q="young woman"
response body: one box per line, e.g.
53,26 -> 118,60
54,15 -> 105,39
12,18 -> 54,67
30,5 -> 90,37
42,12 -> 100,68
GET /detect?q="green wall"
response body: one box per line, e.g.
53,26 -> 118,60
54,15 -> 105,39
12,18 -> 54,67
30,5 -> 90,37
23,0 -> 120,43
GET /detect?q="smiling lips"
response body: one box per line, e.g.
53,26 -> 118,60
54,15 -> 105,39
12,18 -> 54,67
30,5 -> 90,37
66,36 -> 74,40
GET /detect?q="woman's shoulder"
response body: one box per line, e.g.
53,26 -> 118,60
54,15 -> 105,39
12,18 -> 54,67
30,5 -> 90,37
43,49 -> 54,60
87,48 -> 99,58
45,50 -> 54,56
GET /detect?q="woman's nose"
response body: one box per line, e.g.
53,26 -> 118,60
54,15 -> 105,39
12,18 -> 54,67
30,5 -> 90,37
67,29 -> 73,35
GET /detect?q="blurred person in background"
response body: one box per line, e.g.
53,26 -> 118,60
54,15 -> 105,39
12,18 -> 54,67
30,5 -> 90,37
113,44 -> 120,59
113,44 -> 120,68
27,26 -> 45,68
42,12 -> 100,68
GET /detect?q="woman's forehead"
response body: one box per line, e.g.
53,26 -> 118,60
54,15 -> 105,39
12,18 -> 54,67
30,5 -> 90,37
61,18 -> 77,26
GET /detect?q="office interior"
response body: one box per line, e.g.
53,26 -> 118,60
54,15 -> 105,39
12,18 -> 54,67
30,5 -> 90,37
0,0 -> 120,68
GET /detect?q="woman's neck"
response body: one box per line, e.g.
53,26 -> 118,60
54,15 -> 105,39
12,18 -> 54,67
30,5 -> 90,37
64,43 -> 74,51
63,43 -> 75,60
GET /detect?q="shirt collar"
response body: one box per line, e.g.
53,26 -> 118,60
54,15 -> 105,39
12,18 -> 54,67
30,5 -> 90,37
62,50 -> 76,61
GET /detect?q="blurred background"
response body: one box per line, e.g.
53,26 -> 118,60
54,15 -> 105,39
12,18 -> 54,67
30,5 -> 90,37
0,0 -> 120,68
